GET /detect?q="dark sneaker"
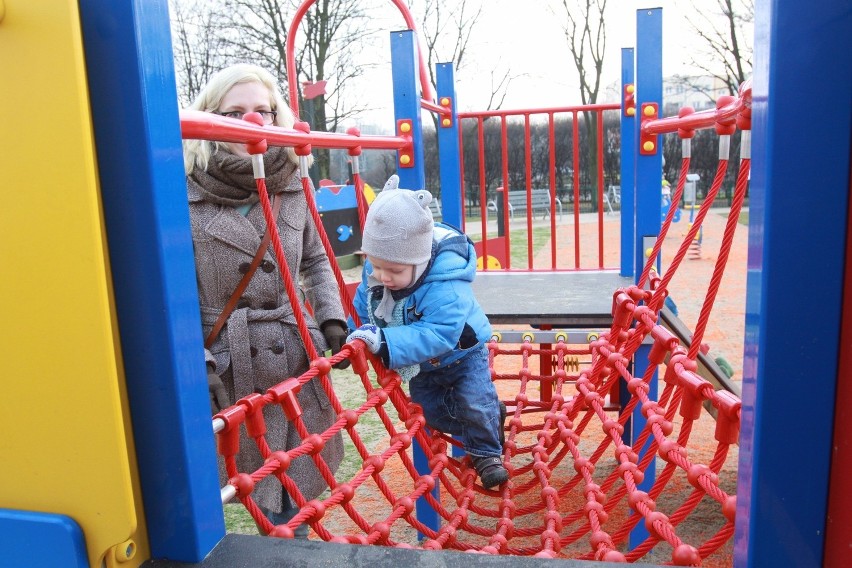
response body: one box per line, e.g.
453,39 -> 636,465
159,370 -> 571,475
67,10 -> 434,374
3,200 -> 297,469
472,455 -> 509,489
498,401 -> 507,447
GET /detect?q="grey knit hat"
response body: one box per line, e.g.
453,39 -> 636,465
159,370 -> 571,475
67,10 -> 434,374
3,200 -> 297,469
361,175 -> 434,265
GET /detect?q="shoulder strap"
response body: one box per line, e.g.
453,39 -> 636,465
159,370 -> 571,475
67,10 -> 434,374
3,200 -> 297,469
204,193 -> 283,349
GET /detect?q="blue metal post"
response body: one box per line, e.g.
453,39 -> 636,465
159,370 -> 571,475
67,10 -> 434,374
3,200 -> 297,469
390,30 -> 428,192
628,7 -> 663,549
620,48 -> 636,278
735,0 -> 852,565
390,29 -> 439,537
78,0 -> 225,561
435,62 -> 463,228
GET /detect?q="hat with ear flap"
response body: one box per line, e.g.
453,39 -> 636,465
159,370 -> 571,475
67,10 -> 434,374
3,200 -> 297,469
361,174 -> 435,266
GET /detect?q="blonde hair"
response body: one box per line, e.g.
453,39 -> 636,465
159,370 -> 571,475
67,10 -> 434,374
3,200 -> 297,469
183,63 -> 312,173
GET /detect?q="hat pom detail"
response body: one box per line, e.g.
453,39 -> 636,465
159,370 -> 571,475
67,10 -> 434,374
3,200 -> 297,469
382,174 -> 400,192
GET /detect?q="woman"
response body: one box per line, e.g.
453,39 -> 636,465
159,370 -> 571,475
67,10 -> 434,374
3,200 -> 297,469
183,63 -> 346,536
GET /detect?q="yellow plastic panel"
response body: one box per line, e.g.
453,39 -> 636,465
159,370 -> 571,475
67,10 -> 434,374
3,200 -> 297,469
0,1 -> 143,566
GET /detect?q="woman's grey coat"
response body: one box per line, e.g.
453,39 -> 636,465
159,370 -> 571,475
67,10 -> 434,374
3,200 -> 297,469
187,160 -> 345,513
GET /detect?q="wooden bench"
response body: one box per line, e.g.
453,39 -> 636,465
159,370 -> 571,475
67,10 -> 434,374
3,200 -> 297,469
488,189 -> 562,220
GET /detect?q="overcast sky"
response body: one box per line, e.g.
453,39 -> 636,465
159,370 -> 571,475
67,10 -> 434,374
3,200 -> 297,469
346,0 -> 719,129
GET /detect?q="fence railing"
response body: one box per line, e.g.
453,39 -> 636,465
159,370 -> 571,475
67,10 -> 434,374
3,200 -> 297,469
455,103 -> 622,271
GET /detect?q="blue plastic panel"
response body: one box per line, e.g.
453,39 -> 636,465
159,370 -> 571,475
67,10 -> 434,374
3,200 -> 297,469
0,509 -> 89,568
735,0 -> 852,566
78,0 -> 225,561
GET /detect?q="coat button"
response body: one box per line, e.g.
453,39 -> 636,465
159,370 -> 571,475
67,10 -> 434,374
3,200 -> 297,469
271,342 -> 285,354
261,260 -> 275,273
237,298 -> 251,309
250,347 -> 258,357
238,262 -> 251,274
261,301 -> 277,310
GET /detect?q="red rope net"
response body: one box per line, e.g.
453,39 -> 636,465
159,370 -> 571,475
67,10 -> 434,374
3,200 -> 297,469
211,100 -> 750,565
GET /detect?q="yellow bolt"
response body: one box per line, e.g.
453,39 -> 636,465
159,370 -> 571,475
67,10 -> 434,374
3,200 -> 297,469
400,154 -> 411,165
399,122 -> 411,133
442,118 -> 451,127
626,107 -> 636,116
114,539 -> 137,562
441,97 -> 450,106
586,332 -> 599,343
644,105 -> 656,117
645,247 -> 654,258
626,84 -> 635,94
643,141 -> 655,152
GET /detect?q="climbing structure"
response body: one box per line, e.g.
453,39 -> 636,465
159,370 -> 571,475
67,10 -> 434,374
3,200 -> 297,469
209,83 -> 752,565
5,1 -> 850,567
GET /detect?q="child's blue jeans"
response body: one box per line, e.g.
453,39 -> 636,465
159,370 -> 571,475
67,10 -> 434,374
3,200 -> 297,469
408,345 -> 503,458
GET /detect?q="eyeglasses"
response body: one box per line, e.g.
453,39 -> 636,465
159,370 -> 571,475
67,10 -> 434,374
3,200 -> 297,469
215,110 -> 277,125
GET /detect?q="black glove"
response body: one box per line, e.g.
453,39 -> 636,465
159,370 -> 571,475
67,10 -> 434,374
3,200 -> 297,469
322,320 -> 351,369
208,365 -> 230,414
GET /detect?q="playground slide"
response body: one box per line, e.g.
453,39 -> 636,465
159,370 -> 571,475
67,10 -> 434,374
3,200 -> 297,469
658,306 -> 741,420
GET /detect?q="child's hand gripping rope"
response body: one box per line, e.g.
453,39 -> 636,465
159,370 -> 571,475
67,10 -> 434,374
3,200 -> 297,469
346,324 -> 383,354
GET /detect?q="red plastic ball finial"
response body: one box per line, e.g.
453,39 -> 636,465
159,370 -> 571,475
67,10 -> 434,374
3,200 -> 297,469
293,121 -> 312,156
346,126 -> 362,156
242,112 -> 268,154
715,95 -> 737,135
678,106 -> 695,139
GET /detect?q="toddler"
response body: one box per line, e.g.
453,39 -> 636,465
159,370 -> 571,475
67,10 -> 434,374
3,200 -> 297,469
348,175 -> 508,488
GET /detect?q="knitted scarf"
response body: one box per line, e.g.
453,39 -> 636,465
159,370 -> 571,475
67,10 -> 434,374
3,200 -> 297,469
189,146 -> 301,206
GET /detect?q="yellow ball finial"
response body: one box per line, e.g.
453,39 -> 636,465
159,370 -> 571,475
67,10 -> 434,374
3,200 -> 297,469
400,155 -> 411,165
643,141 -> 655,152
644,105 -> 656,117
440,97 -> 450,107
442,118 -> 451,127
626,107 -> 636,116
399,122 -> 411,133
626,84 -> 635,94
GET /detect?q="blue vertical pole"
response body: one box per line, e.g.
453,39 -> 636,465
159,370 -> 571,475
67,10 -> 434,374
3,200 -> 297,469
78,0 -> 224,561
617,47 -> 637,504
435,62 -> 463,228
390,29 -> 438,538
735,0 -> 851,566
620,48 -> 635,278
628,7 -> 663,549
390,30 -> 427,191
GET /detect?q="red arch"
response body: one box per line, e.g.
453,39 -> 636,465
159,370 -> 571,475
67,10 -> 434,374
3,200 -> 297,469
285,0 -> 434,117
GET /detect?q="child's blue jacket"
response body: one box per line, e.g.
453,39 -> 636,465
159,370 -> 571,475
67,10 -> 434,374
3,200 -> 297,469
352,223 -> 492,372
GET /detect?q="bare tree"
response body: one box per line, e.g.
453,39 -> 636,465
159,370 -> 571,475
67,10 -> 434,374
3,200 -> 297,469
413,0 -> 512,124
558,0 -> 607,107
685,0 -> 754,96
169,0 -> 229,106
556,0 -> 608,208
